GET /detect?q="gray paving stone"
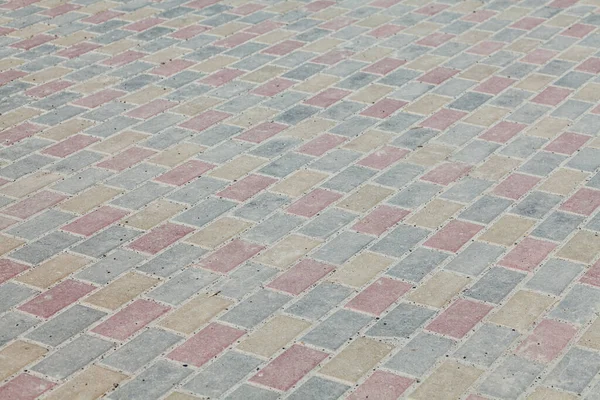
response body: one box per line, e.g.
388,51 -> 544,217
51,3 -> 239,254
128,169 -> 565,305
312,231 -> 374,264
465,267 -> 526,304
299,208 -> 357,238
375,162 -> 425,189
8,209 -> 73,240
386,332 -> 454,376
321,165 -> 377,192
286,283 -> 353,320
174,198 -> 236,228
479,355 -> 544,400
0,311 -> 39,346
77,249 -> 145,284
525,259 -> 583,296
302,309 -> 372,350
72,226 -> 141,258
531,211 -> 585,241
367,303 -> 435,339
224,385 -> 279,400
454,324 -> 519,367
389,181 -> 443,208
544,347 -> 600,394
441,178 -> 492,203
220,289 -> 291,329
288,377 -> 350,400
243,213 -> 304,244
215,262 -> 278,299
371,224 -> 430,258
11,231 -> 80,264
137,243 -> 206,277
148,268 -> 217,305
550,284 -> 600,325
387,247 -> 449,282
459,196 -> 513,224
445,241 -> 505,276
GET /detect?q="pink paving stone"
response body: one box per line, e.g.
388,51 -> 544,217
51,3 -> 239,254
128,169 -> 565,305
515,319 -> 577,363
522,48 -> 557,64
217,174 -> 277,202
364,57 -> 406,75
3,191 -> 66,219
321,17 -> 356,31
179,110 -> 230,132
102,50 -> 146,67
532,86 -> 572,106
417,32 -> 456,47
0,122 -> 43,145
348,371 -> 414,400
151,59 -> 195,76
0,0 -> 39,9
562,23 -> 596,38
57,42 -> 100,59
245,20 -> 282,34
593,104 -> 600,115
62,206 -> 128,236
358,146 -> 409,169
73,89 -> 124,108
415,3 -> 448,15
560,188 -> 600,216
199,239 -> 265,273
352,205 -> 410,236
511,17 -> 545,30
466,396 -> 490,400
305,88 -> 351,108
268,259 -> 335,295
493,173 -> 541,200
297,133 -> 347,156
92,299 -> 170,341
467,41 -> 504,56
236,121 -> 287,143
82,10 -> 123,24
214,32 -> 257,48
345,277 -> 411,315
480,121 -> 526,143
0,70 -> 26,86
19,280 -> 95,318
231,3 -> 264,15
42,3 -> 79,16
361,99 -> 407,119
42,134 -> 99,157
0,27 -> 15,35
462,9 -> 496,22
263,40 -> 304,55
25,79 -> 73,97
124,17 -> 164,32
368,24 -> 405,38
312,50 -> 354,65
11,34 -> 53,50
580,260 -> 600,287
545,132 -> 590,155
0,374 -> 55,400
252,77 -> 295,96
128,223 -> 194,254
286,188 -> 342,217
424,220 -> 483,253
577,57 -> 600,74
305,0 -> 334,11
475,76 -> 515,95
170,24 -> 209,39
421,162 -> 471,185
426,299 -> 493,339
126,99 -> 176,119
168,323 -> 245,367
250,344 -> 328,391
0,259 -> 28,284
186,0 -> 220,9
418,67 -> 459,84
421,109 -> 466,130
155,160 -> 215,186
97,147 -> 157,171
499,238 -> 557,272
201,68 -> 244,86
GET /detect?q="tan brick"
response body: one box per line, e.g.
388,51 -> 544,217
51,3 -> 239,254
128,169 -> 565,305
255,29 -> 295,44
490,290 -> 555,331
165,393 -> 202,400
90,131 -> 149,154
271,170 -> 328,197
71,75 -> 121,94
403,22 -> 442,36
405,55 -> 446,71
45,365 -> 127,400
237,315 -> 310,358
159,294 -> 232,334
320,337 -> 393,383
497,6 -> 531,21
39,118 -> 94,141
193,55 -> 238,73
311,7 -> 343,21
85,272 -> 159,310
464,106 -> 510,127
526,117 -> 570,139
228,107 -> 277,128
548,14 -> 579,27
294,74 -> 340,93
407,199 -> 463,229
172,97 -> 221,116
479,215 -> 536,246
53,31 -> 92,46
0,341 -> 47,381
208,155 -> 267,180
461,64 -> 499,81
144,48 -> 190,64
255,234 -> 321,269
353,46 -> 393,62
472,155 -> 520,181
16,253 -> 89,289
303,38 -> 343,53
404,94 -> 451,115
149,143 -> 206,167
451,0 -> 483,12
559,45 -> 596,62
357,14 -> 393,28
329,252 -> 394,288
506,38 -> 540,53
283,118 -> 336,140
574,83 -> 600,103
97,39 -> 137,56
558,231 -> 600,264
527,387 -> 577,400
0,58 -> 24,72
124,200 -> 186,230
242,66 -> 288,83
59,185 -> 123,214
410,361 -> 483,400
0,171 -> 62,198
121,86 -> 169,105
0,235 -> 23,255
406,143 -> 454,167
516,74 -> 554,91
0,108 -> 43,130
186,217 -> 251,249
350,84 -> 394,104
343,130 -> 392,153
580,317 -> 600,351
539,169 -> 588,195
21,67 -> 71,84
407,271 -> 470,308
338,185 -> 393,213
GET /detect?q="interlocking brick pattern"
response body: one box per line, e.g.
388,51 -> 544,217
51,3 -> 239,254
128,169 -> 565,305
0,0 -> 600,398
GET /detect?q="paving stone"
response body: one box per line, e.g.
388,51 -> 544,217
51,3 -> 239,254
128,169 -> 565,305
302,309 -> 372,350
386,333 -> 454,376
454,323 -> 519,367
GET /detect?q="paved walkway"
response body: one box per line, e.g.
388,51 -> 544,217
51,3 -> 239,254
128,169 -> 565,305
1,0 -> 600,398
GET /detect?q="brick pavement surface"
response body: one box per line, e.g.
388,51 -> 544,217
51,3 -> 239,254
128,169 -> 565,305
1,0 -> 600,398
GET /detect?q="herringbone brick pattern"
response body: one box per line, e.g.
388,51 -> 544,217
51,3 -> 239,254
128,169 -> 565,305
1,0 -> 600,398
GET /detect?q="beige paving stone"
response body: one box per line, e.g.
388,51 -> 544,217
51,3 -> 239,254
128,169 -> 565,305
159,294 -> 232,334
124,200 -> 186,230
404,95 -> 451,115
294,75 -> 340,93
410,361 -> 483,400
45,365 -> 127,400
22,67 -> 71,84
16,253 -> 89,289
193,56 -> 238,73
172,97 -> 221,116
527,387 -> 577,400
237,315 -> 310,358
406,143 -> 454,167
59,185 -> 124,214
329,252 -> 394,288
407,271 -> 471,308
165,393 -> 202,400
460,65 -> 499,82
121,86 -> 169,105
579,317 -> 600,351
338,185 -> 394,213
557,231 -> 600,264
228,107 -> 277,128
574,83 -> 600,102
271,170 -> 328,197
149,143 -> 206,167
471,155 -> 520,181
0,235 -> 24,256
39,118 -> 95,141
320,337 -> 394,383
407,199 -> 463,229
303,38 -> 343,53
349,84 -> 394,104
406,55 -> 446,71
90,131 -> 149,154
0,171 -> 62,198
343,130 -> 392,153
353,46 -> 394,62
71,75 -> 121,94
516,74 -> 554,91
0,108 -> 43,130
490,290 -> 555,331
255,234 -> 321,269
559,45 -> 596,62
283,118 -> 336,140
526,117 -> 570,139
479,215 -> 536,246
539,169 -> 589,195
357,14 -> 393,28
208,155 -> 267,180
506,38 -> 541,53
186,217 -> 252,249
85,272 -> 159,310
464,106 -> 510,126
403,22 -> 442,36
242,66 -> 288,83
0,341 -> 47,381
